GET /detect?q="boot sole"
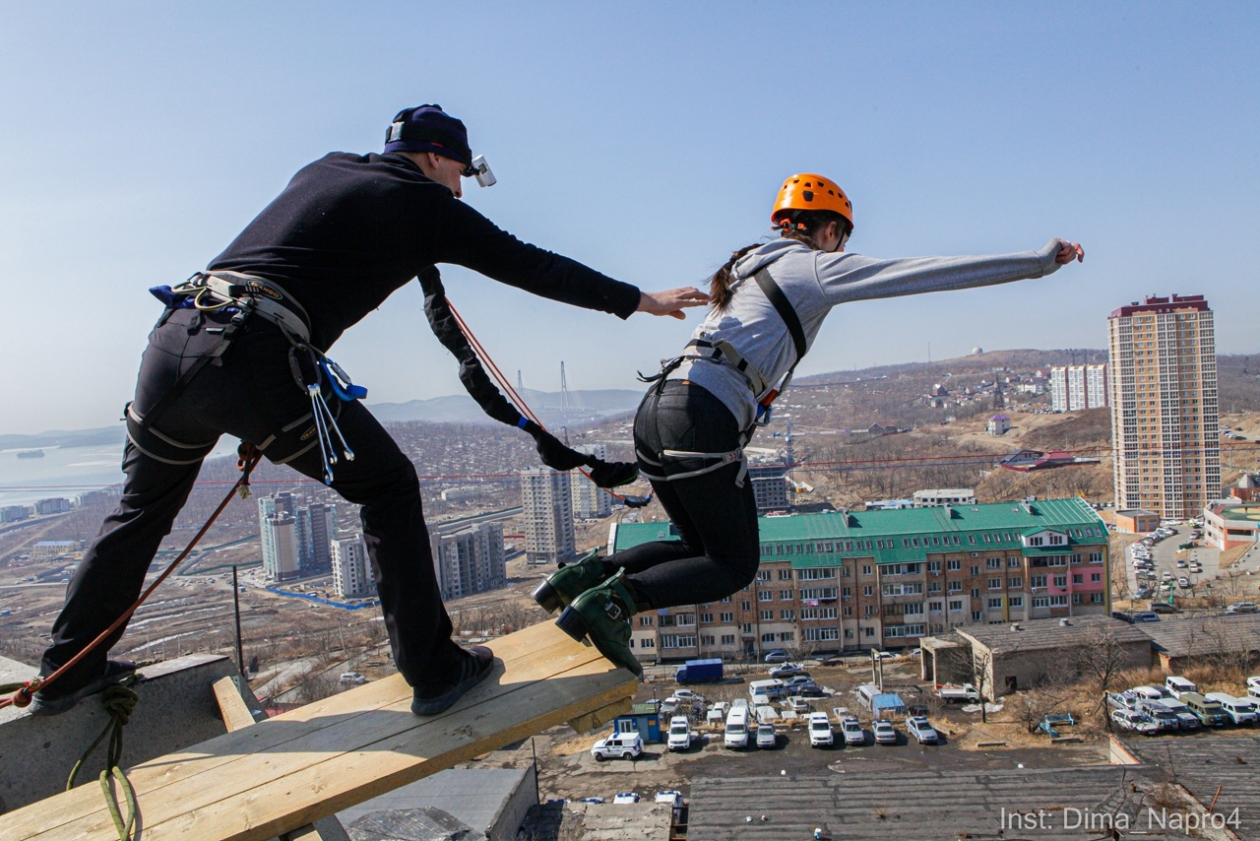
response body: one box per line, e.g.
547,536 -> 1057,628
533,580 -> 564,614
555,606 -> 591,643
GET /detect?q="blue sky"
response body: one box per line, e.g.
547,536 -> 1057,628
2,2 -> 1257,434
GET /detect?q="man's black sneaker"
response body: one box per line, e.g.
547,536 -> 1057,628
410,646 -> 495,716
28,659 -> 138,717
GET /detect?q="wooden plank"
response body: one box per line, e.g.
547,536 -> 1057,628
2,622 -> 636,841
212,676 -> 257,734
567,696 -> 634,734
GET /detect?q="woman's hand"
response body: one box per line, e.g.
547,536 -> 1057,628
636,287 -> 711,319
1055,239 -> 1085,264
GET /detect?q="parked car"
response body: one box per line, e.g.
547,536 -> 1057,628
1111,709 -> 1160,735
763,650 -> 790,663
339,671 -> 367,684
785,674 -> 815,686
1178,577 -> 1191,589
591,732 -> 643,761
787,696 -> 811,714
873,719 -> 897,745
724,706 -> 751,749
671,689 -> 703,702
770,663 -> 806,678
756,722 -> 778,749
1247,676 -> 1260,694
1181,692 -> 1228,727
1106,691 -> 1140,711
1205,692 -> 1258,725
1165,676 -> 1198,698
1151,602 -> 1180,614
1175,558 -> 1188,568
667,716 -> 693,751
1132,611 -> 1160,623
1226,602 -> 1260,615
578,797 -> 605,804
655,791 -> 683,807
840,716 -> 866,745
798,683 -> 828,698
906,716 -> 938,744
1131,685 -> 1172,701
613,792 -> 641,805
1135,587 -> 1153,600
808,712 -> 834,747
937,683 -> 981,703
1137,702 -> 1180,731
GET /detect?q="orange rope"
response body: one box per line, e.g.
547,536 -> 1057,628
446,300 -> 642,505
0,447 -> 262,710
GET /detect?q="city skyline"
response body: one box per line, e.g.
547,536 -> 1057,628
3,5 -> 1258,434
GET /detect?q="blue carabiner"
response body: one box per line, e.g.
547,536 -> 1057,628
318,359 -> 368,402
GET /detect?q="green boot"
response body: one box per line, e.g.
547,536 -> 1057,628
555,570 -> 644,677
532,549 -> 607,613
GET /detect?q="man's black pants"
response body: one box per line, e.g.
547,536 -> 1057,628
607,381 -> 761,608
40,307 -> 464,692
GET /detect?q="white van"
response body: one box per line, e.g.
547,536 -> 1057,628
749,679 -> 789,701
724,706 -> 750,749
1205,692 -> 1258,725
1131,685 -> 1171,701
1165,676 -> 1198,698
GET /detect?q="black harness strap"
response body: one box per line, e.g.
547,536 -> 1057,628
753,267 -> 807,362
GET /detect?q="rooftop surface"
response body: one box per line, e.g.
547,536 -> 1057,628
1136,613 -> 1260,658
957,615 -> 1152,654
687,767 -> 1200,840
613,498 -> 1106,568
336,767 -> 529,833
1126,732 -> 1260,841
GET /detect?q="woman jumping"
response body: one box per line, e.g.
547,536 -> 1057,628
533,173 -> 1084,674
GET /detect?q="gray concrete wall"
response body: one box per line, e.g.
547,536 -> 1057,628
0,654 -> 255,814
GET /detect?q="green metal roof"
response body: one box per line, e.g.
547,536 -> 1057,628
612,498 -> 1107,568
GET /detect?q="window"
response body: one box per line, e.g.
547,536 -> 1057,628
760,610 -> 773,621
983,534 -> 992,544
779,590 -> 794,601
864,627 -> 875,638
701,634 -> 715,646
721,634 -> 736,645
988,577 -> 1002,590
640,638 -> 655,648
761,632 -> 775,643
820,607 -> 837,619
947,581 -> 962,593
884,624 -> 924,638
864,605 -> 875,617
720,612 -> 734,623
843,606 -> 852,617
1028,536 -> 1044,547
1090,552 -> 1103,564
798,567 -> 837,580
780,609 -> 795,621
862,565 -> 873,575
676,613 -> 696,626
659,614 -> 675,626
800,607 -> 818,620
700,612 -> 713,623
1031,575 -> 1047,588
947,559 -> 961,571
742,600 -> 751,611
987,558 -> 1002,569
639,616 -> 654,627
970,565 -> 980,576
928,560 -> 941,572
1008,576 -> 1022,588
842,586 -> 852,599
1072,574 -> 1083,585
759,590 -> 773,602
948,600 -> 963,611
1090,592 -> 1104,604
804,627 -> 839,641
1049,595 -> 1068,607
1008,557 -> 1021,568
929,600 -> 943,612
757,570 -> 771,581
844,628 -> 854,639
1072,593 -> 1082,605
881,582 -> 924,596
1054,575 -> 1067,588
741,623 -> 753,633
1091,573 -> 1101,583
971,588 -> 980,599
863,585 -> 874,597
904,602 -> 923,615
988,598 -> 1002,609
779,632 -> 795,642
971,611 -> 983,622
660,634 -> 694,648
800,587 -> 838,601
928,581 -> 942,593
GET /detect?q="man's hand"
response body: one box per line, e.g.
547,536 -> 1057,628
1054,239 -> 1085,264
636,287 -> 710,319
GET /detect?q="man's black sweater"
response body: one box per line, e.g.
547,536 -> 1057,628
209,152 -> 641,350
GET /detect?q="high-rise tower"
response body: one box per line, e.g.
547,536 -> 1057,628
1108,294 -> 1219,518
520,468 -> 576,565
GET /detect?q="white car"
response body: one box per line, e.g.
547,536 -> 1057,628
591,733 -> 643,761
769,663 -> 805,678
667,716 -> 692,751
1247,676 -> 1260,694
808,712 -> 833,747
613,792 -> 641,805
873,719 -> 897,745
1111,709 -> 1159,736
905,716 -> 938,744
671,689 -> 702,702
756,722 -> 778,749
787,696 -> 810,714
655,790 -> 683,807
339,672 -> 367,684
840,716 -> 866,745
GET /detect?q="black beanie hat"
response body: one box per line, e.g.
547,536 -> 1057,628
384,104 -> 472,166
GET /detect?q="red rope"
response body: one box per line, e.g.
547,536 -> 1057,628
446,300 -> 641,504
0,447 -> 262,711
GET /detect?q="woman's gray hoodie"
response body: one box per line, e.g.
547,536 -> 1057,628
670,238 -> 1065,431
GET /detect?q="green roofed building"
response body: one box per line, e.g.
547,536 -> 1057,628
609,497 -> 1110,664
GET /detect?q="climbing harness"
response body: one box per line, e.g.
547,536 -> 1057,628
417,267 -> 648,506
636,267 -> 808,488
144,271 -> 368,484
0,444 -> 262,712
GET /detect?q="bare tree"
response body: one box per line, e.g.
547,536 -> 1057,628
1072,624 -> 1133,726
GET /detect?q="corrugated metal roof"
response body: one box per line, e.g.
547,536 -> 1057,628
957,615 -> 1152,654
688,766 -> 1199,840
614,498 -> 1106,569
1127,733 -> 1260,840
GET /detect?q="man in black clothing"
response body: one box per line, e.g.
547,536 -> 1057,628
33,105 -> 706,716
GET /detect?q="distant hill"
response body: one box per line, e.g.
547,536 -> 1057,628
367,387 -> 643,427
0,426 -> 124,450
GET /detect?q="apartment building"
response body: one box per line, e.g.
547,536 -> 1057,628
571,444 -> 613,519
749,462 -> 790,512
520,468 -> 576,564
613,498 -> 1109,664
260,512 -> 300,581
1108,294 -> 1219,518
256,492 -> 337,579
1050,364 -> 1108,412
430,522 -> 507,600
331,533 -> 373,598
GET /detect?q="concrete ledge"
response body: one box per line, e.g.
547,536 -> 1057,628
0,654 -> 251,814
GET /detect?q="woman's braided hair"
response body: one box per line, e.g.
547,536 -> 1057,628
709,209 -> 851,310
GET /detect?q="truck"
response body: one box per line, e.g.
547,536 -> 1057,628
675,658 -> 724,684
936,683 -> 981,703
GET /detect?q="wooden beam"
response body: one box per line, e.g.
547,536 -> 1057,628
212,676 -> 257,734
1,621 -> 635,841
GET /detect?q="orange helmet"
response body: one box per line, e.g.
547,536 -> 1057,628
771,174 -> 853,231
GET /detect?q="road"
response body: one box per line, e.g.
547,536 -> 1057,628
1124,524 -> 1260,607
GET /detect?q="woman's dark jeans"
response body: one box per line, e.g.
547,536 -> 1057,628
608,380 -> 760,609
